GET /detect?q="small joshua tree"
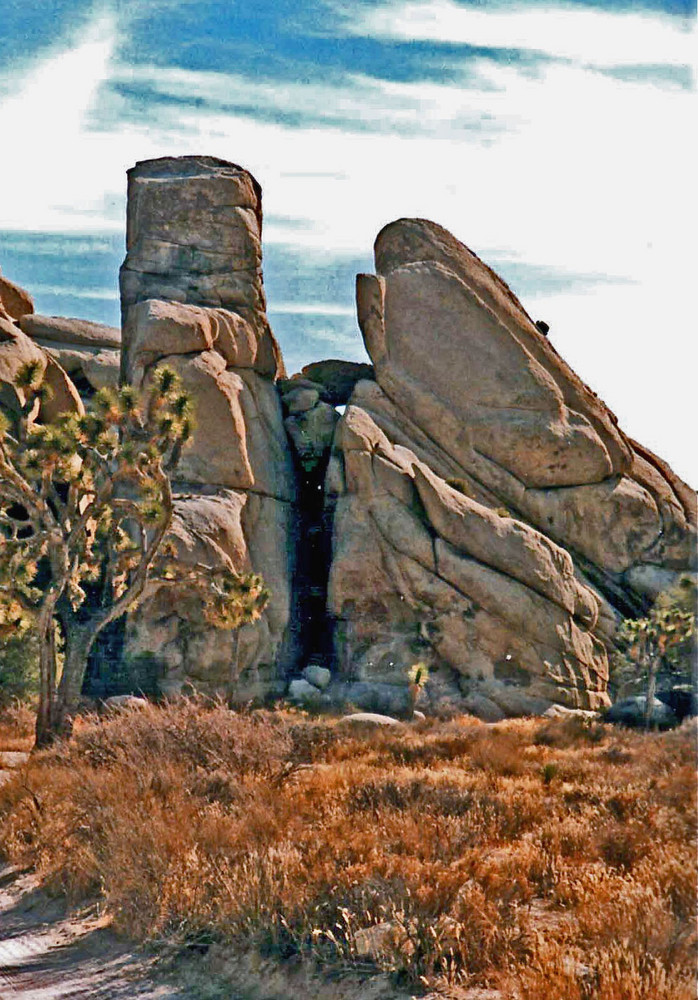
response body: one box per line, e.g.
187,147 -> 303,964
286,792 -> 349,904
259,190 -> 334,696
615,575 -> 695,729
0,361 -> 269,747
407,661 -> 429,716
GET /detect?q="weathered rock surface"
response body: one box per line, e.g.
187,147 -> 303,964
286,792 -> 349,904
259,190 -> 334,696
0,318 -> 44,420
121,156 -> 297,698
20,314 -> 121,349
327,405 -> 610,711
0,319 -> 83,423
126,489 -> 296,700
0,272 -> 34,321
297,359 -> 375,406
325,217 -> 695,716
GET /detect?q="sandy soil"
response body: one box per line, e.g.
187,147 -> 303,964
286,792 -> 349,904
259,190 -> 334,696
0,756 -> 497,1000
0,866 -> 186,999
1,754 -> 186,998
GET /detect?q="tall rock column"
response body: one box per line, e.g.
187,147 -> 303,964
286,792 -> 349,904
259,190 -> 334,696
120,156 -> 298,700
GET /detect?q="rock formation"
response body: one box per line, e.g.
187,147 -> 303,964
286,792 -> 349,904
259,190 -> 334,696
0,269 -> 34,322
1,167 -> 694,718
18,315 -> 121,399
0,315 -> 83,425
119,157 -> 297,700
325,219 -> 695,713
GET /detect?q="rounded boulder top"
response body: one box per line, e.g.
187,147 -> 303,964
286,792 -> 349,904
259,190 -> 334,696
125,155 -> 263,237
128,155 -> 259,185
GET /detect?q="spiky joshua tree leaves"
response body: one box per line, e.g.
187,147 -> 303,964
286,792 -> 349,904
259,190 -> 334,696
0,362 -> 269,747
616,575 -> 696,730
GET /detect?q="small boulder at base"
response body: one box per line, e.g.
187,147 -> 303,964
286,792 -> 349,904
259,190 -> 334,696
103,695 -> 150,712
288,678 -> 327,707
462,693 -> 506,723
543,704 -> 600,721
656,686 -> 697,722
337,712 -> 406,729
606,695 -> 678,730
302,664 -> 332,690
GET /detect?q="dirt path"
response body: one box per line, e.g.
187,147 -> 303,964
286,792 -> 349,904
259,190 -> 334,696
0,759 -> 492,1000
0,867 -> 186,1000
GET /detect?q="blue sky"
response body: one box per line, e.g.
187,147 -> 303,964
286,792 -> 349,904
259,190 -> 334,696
0,0 -> 695,482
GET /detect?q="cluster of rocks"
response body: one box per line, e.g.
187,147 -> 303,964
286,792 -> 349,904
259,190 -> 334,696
0,155 -> 695,721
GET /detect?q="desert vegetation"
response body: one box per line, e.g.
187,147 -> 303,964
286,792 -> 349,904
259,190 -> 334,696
0,700 -> 695,998
0,363 -> 268,746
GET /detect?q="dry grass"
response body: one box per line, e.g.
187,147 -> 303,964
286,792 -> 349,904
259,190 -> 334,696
0,700 -> 35,752
0,701 -> 695,998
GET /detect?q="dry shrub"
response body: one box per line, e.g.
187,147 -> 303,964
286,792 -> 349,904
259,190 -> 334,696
0,701 -> 695,996
466,729 -> 529,776
596,820 -> 654,871
0,700 -> 35,751
364,716 -> 485,768
515,939 -> 696,1000
534,715 -> 607,748
54,698 -> 295,781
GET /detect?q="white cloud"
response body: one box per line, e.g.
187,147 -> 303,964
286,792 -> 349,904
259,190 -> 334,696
0,6 -> 694,481
336,0 -> 696,69
268,303 -> 356,316
0,14 -> 122,231
28,284 -> 119,301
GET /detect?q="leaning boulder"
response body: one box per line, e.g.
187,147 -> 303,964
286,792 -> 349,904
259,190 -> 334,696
355,219 -> 695,615
326,217 -> 695,715
0,272 -> 34,321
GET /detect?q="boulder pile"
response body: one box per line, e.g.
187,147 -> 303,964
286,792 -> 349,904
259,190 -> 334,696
0,157 -> 694,717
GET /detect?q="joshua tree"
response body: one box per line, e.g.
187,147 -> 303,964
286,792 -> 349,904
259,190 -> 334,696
0,362 -> 269,746
616,576 -> 695,729
407,661 -> 429,716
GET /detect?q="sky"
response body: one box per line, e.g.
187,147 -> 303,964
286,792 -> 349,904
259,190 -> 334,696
0,0 -> 695,484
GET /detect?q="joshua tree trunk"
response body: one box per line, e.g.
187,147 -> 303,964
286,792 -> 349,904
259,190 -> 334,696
53,625 -> 94,742
644,654 -> 658,731
34,612 -> 59,749
34,616 -> 94,747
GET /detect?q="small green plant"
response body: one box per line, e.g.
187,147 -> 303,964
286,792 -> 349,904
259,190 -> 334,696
614,574 -> 695,729
541,762 -> 559,785
407,661 -> 429,715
